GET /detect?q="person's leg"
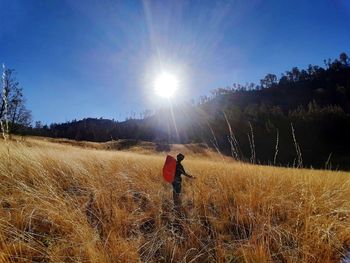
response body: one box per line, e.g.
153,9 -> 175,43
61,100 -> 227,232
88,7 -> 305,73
172,182 -> 182,210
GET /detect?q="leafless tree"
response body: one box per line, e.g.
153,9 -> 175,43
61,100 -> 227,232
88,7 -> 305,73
0,66 -> 31,133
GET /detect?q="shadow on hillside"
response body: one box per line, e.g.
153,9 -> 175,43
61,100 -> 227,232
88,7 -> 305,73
155,142 -> 170,152
183,143 -> 208,155
105,139 -> 139,150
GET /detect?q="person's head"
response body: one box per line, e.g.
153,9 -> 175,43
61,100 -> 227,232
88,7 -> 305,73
177,153 -> 185,162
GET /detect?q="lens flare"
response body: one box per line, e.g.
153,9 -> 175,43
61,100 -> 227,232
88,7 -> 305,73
154,72 -> 178,98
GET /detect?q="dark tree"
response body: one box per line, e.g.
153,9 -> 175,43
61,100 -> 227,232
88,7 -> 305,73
339,52 -> 349,66
260,74 -> 278,88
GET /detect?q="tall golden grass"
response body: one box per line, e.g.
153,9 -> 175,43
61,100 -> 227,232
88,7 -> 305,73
0,137 -> 349,262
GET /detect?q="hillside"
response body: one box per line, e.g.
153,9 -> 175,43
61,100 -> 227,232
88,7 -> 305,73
26,136 -> 224,160
1,137 -> 350,262
26,53 -> 350,170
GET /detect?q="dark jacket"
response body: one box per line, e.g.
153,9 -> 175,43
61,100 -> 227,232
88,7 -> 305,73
173,161 -> 186,183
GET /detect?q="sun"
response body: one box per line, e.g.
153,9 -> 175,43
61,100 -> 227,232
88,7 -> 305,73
153,72 -> 178,98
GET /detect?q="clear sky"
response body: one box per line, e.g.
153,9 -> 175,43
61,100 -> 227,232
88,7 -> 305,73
1,0 -> 349,124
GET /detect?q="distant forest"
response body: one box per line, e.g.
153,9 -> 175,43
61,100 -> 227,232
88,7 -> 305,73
18,53 -> 350,170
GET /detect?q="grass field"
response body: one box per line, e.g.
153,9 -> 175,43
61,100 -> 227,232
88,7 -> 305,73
0,137 -> 349,262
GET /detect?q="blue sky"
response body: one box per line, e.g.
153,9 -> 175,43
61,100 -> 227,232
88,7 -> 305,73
1,0 -> 349,123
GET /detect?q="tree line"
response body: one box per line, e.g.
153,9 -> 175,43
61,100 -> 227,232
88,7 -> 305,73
3,53 -> 350,170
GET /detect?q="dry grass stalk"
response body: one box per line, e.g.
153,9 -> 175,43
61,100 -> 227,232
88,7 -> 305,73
273,128 -> 279,165
325,152 -> 332,170
207,122 -> 222,157
291,123 -> 303,168
223,112 -> 240,160
247,122 -> 256,164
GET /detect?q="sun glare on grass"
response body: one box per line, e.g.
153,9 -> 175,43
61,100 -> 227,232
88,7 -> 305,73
154,72 -> 178,98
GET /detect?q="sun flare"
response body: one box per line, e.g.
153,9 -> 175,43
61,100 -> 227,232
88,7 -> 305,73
153,72 -> 178,98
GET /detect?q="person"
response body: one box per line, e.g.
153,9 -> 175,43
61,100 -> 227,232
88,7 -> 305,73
172,153 -> 195,211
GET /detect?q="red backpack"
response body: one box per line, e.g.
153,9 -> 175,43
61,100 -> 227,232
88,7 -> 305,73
162,155 -> 176,183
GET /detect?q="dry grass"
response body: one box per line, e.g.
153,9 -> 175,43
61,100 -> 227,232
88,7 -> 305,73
26,136 -> 223,160
0,137 -> 350,262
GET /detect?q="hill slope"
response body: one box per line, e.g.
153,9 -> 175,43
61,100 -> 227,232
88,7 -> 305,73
1,137 -> 350,262
27,55 -> 350,170
27,136 -> 225,160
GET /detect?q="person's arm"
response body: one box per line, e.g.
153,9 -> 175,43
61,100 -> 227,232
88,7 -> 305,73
185,173 -> 195,179
181,165 -> 195,179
